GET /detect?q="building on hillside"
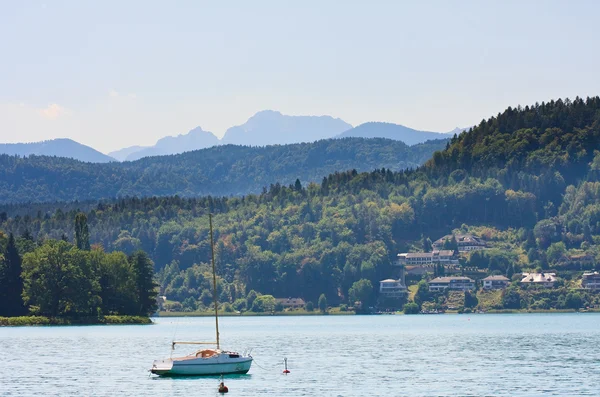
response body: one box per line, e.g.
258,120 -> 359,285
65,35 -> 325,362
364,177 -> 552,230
482,275 -> 510,290
428,276 -> 475,292
275,297 -> 306,309
566,254 -> 595,267
379,265 -> 408,299
520,272 -> 557,288
582,272 -> 600,290
397,250 -> 458,266
379,279 -> 408,298
432,234 -> 487,252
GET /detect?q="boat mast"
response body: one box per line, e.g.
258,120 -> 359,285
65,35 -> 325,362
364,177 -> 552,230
209,213 -> 220,350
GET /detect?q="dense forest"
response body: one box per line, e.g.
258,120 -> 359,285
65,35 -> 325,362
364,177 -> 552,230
0,214 -> 157,321
2,97 -> 600,313
0,137 -> 446,204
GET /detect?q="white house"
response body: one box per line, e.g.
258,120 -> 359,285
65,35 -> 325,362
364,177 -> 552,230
432,234 -> 487,252
482,275 -> 510,290
397,250 -> 458,266
275,298 -> 306,309
520,272 -> 557,288
428,276 -> 475,292
379,279 -> 408,298
582,272 -> 600,290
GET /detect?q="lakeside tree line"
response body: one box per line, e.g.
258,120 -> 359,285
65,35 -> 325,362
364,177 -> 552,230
1,98 -> 600,310
0,214 -> 157,318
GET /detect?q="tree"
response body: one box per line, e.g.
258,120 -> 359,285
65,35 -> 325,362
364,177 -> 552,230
94,249 -> 137,315
304,301 -> 314,311
546,242 -> 566,264
129,251 -> 158,316
0,233 -> 27,316
251,295 -> 276,312
501,288 -> 521,309
414,280 -> 430,306
348,279 -> 374,307
200,290 -> 213,308
565,292 -> 583,310
421,234 -> 432,252
75,213 -> 90,251
464,290 -> 478,308
246,290 -> 258,309
318,293 -> 328,313
22,241 -> 101,317
403,302 -> 420,314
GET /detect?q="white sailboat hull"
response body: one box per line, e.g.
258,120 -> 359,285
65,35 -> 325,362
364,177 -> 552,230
151,354 -> 252,376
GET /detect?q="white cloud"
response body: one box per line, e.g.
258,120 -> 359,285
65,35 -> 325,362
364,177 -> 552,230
109,89 -> 120,97
39,103 -> 69,119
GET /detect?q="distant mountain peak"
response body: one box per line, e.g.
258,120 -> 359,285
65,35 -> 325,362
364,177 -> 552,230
0,138 -> 115,163
222,110 -> 353,146
336,122 -> 452,146
122,126 -> 220,161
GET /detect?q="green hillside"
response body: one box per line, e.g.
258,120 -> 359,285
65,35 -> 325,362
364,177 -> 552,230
3,97 -> 600,313
0,137 -> 445,204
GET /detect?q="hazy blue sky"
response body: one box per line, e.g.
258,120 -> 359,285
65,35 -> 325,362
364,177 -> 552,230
1,0 -> 599,153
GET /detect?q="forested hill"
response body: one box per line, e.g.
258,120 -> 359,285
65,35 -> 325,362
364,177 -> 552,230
428,97 -> 600,179
0,137 -> 447,204
4,97 -> 600,312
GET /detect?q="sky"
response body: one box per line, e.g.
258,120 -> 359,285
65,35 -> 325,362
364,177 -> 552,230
1,0 -> 600,153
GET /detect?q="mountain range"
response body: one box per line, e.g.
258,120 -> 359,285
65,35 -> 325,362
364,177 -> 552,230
0,111 -> 465,163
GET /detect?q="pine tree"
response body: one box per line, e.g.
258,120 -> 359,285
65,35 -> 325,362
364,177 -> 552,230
421,234 -> 432,252
129,251 -> 158,316
318,293 -> 328,313
74,213 -> 90,251
0,233 -> 27,316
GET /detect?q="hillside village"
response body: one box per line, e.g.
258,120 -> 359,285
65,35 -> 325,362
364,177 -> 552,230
379,232 -> 600,313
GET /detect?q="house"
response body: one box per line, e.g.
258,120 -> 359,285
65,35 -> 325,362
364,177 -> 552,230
566,254 -> 595,267
582,272 -> 600,290
397,250 -> 458,266
428,276 -> 475,292
482,275 -> 510,290
379,279 -> 408,298
275,297 -> 306,309
432,234 -> 487,252
520,272 -> 557,288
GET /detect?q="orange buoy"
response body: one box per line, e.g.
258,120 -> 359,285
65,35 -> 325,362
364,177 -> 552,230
218,382 -> 229,393
283,357 -> 290,374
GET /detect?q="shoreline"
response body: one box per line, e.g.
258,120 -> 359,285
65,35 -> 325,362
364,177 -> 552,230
0,315 -> 152,327
157,309 -> 355,317
156,308 -> 600,317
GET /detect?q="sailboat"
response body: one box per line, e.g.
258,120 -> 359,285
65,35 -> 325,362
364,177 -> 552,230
150,214 -> 253,376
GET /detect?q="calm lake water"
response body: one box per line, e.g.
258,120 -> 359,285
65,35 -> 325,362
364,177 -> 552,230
1,314 -> 599,396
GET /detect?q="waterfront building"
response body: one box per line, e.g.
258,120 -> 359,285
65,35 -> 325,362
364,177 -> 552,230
481,275 -> 510,290
379,279 -> 408,298
397,250 -> 458,266
520,272 -> 557,288
582,272 -> 600,290
432,234 -> 487,252
428,276 -> 475,292
275,297 -> 306,309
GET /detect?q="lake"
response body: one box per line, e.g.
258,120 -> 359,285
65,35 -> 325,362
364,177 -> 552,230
1,314 -> 599,396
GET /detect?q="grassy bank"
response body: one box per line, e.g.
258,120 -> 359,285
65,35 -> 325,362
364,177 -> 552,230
0,315 -> 152,326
